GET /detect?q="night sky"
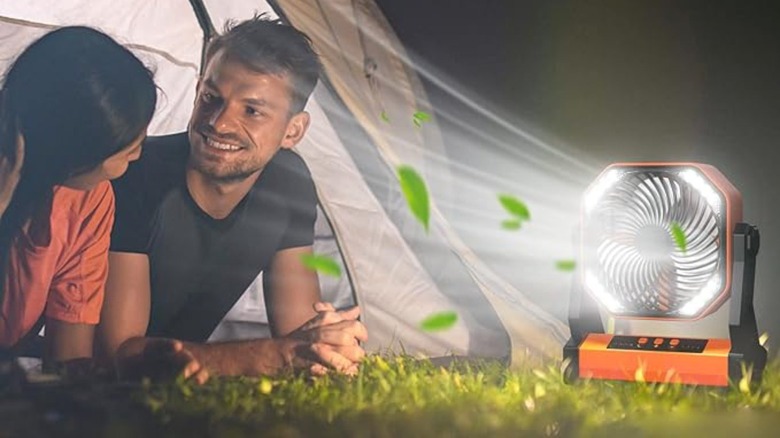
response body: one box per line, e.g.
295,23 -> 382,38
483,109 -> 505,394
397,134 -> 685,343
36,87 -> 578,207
377,1 -> 780,159
376,1 -> 780,350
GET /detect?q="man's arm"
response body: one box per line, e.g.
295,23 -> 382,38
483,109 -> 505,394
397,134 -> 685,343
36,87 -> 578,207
102,250 -> 364,379
183,303 -> 367,376
116,307 -> 365,379
99,251 -> 208,382
97,251 -> 151,359
264,246 -> 320,337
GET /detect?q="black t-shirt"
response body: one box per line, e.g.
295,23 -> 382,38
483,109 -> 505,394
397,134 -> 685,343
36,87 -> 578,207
110,133 -> 317,341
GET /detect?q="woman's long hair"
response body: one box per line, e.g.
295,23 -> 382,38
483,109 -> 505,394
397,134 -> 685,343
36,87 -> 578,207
0,26 -> 156,291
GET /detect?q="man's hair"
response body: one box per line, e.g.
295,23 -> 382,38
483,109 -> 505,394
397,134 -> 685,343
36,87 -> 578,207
205,14 -> 321,115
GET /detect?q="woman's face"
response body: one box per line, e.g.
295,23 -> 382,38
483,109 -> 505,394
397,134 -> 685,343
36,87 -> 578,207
61,130 -> 146,190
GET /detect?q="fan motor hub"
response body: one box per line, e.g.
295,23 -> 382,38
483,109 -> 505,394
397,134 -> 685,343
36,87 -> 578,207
634,225 -> 675,262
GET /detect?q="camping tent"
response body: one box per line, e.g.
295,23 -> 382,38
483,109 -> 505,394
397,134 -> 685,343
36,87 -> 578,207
0,0 -> 568,365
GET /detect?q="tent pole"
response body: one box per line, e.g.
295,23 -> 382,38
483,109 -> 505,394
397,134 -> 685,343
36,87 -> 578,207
187,0 -> 216,75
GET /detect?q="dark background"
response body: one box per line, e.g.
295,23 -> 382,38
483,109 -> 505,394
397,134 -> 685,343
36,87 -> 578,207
375,1 -> 780,351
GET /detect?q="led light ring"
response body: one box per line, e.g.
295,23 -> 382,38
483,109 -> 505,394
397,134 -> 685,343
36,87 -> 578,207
583,166 -> 728,319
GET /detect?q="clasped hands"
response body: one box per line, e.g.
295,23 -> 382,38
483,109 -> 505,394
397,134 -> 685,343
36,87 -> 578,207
135,301 -> 367,383
286,301 -> 368,376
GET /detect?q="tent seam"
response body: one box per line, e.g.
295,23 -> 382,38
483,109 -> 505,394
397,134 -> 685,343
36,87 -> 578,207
0,16 -> 199,71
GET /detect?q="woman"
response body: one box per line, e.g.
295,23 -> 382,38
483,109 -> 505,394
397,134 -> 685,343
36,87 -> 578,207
0,26 -> 156,368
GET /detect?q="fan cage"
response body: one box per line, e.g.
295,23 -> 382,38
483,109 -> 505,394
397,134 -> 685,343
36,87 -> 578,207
581,165 -> 729,319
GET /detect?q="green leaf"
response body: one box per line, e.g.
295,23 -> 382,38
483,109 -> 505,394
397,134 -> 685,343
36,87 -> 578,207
420,311 -> 458,332
397,165 -> 430,232
498,194 -> 530,221
670,221 -> 687,254
380,111 -> 390,123
556,260 -> 576,271
501,219 -> 522,230
300,253 -> 342,278
412,110 -> 431,128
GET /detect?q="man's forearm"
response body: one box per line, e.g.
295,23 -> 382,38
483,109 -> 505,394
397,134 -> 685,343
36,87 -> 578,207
115,336 -> 296,379
184,338 -> 294,377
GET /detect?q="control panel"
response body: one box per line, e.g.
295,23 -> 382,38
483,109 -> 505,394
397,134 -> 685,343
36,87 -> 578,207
606,335 -> 708,353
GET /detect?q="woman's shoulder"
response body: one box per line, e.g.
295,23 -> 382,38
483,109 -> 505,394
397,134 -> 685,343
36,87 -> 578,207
52,180 -> 113,218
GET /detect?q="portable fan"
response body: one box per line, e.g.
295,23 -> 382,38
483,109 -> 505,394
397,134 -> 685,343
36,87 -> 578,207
563,163 -> 767,386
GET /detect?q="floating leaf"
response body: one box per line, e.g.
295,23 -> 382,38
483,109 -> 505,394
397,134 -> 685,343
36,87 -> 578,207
380,111 -> 390,123
501,219 -> 522,230
414,111 -> 431,121
420,311 -> 458,332
300,253 -> 342,278
670,221 -> 687,254
397,165 -> 430,232
412,110 -> 431,128
556,260 -> 576,272
498,194 -> 531,221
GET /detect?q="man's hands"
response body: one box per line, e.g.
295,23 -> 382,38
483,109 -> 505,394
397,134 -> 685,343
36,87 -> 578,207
113,302 -> 367,383
283,302 -> 368,376
117,337 -> 209,384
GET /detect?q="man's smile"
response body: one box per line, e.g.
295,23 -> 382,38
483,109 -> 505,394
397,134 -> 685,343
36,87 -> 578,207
198,131 -> 246,155
206,136 -> 241,151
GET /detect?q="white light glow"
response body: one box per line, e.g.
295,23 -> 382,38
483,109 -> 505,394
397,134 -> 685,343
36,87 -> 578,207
678,275 -> 723,316
584,169 -> 622,214
679,169 -> 722,212
585,270 -> 624,313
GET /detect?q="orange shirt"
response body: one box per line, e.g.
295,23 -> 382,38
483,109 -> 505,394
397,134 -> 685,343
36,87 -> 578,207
0,181 -> 114,347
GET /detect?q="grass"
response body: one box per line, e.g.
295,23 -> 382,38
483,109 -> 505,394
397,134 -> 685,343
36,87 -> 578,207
4,355 -> 780,436
125,355 -> 780,437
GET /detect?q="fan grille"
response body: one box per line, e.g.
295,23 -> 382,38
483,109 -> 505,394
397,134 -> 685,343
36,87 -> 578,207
583,169 -> 726,317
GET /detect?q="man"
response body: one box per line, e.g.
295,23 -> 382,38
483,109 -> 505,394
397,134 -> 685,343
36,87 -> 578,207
97,16 -> 366,381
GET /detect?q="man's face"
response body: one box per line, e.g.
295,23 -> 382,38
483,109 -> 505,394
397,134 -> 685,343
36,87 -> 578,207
188,50 -> 307,182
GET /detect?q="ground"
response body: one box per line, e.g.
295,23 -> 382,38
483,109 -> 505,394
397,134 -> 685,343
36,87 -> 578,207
2,355 -> 780,437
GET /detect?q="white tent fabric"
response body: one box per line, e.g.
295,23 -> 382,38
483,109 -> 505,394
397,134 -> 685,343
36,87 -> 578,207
0,0 -> 568,364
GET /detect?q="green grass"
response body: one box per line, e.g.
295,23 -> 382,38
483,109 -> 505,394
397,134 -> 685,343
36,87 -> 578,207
131,355 -> 780,437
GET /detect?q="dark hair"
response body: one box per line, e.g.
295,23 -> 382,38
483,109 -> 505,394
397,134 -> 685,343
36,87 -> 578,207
204,14 -> 321,115
0,26 -> 156,249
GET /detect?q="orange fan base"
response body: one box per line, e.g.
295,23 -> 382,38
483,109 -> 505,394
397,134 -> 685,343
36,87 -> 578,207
577,333 -> 731,386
